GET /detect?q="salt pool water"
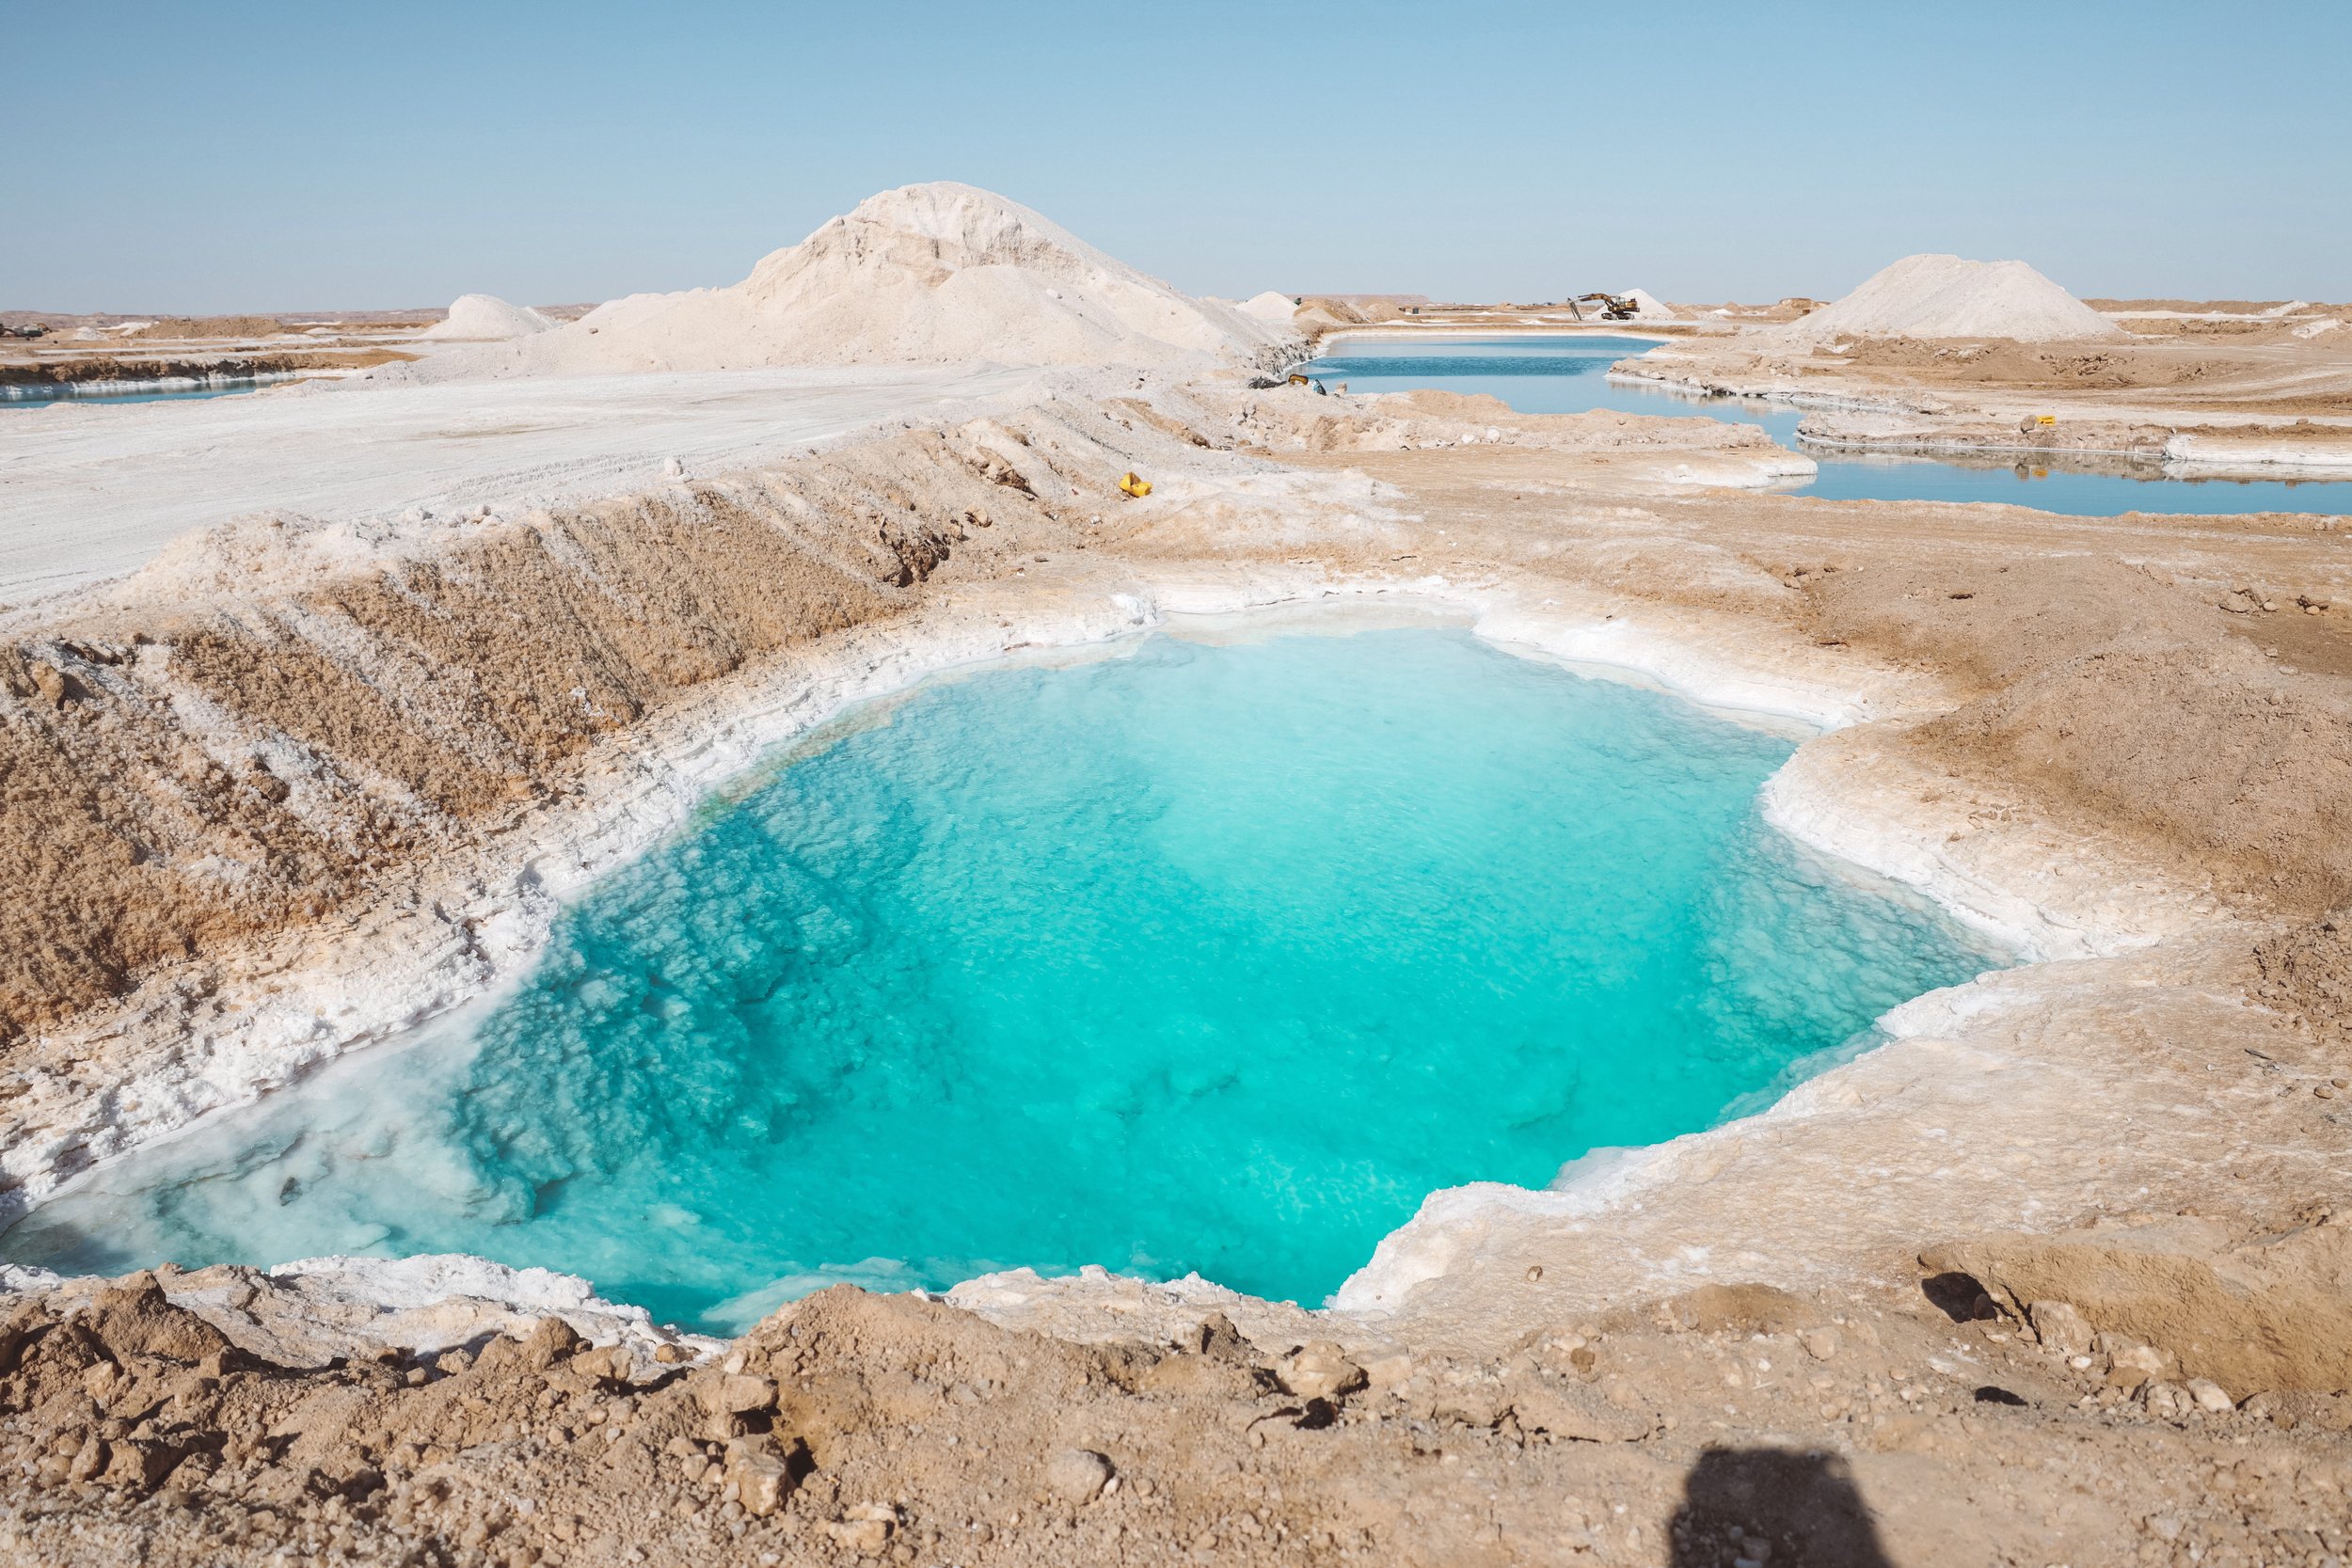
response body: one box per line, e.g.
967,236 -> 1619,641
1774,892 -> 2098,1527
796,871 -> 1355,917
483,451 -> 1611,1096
1304,336 -> 2352,516
0,380 -> 267,408
3,625 -> 1996,1330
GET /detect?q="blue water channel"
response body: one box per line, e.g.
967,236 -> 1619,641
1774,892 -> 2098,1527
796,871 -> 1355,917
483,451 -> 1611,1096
1303,335 -> 2352,516
0,625 -> 1997,1330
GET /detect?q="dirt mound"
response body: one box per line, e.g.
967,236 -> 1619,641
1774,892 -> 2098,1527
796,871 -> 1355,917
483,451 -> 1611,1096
1923,1211 -> 2352,1397
2253,909 -> 2352,1048
420,294 -> 553,341
394,183 -> 1296,382
1804,555 -> 2214,689
125,316 -> 293,341
1780,254 -> 2124,343
1917,637 -> 2352,912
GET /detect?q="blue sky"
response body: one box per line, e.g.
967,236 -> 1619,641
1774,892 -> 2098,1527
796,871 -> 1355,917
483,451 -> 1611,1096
9,0 -> 2346,312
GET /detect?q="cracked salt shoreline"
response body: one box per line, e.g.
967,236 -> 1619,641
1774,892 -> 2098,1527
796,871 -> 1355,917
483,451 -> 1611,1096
0,548 -> 2235,1338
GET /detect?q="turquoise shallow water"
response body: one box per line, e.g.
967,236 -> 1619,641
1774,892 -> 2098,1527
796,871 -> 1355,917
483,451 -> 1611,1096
3,626 -> 1995,1330
1304,336 -> 2352,516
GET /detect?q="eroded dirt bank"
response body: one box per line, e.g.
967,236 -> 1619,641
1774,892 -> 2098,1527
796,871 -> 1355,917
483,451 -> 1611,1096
2,376 -> 2350,1563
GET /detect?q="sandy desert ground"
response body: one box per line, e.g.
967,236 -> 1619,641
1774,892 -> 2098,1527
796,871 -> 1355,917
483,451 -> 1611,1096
0,186 -> 2347,1566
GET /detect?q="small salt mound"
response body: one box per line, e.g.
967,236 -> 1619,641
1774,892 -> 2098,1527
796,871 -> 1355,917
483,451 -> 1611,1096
1618,288 -> 1677,321
1780,254 -> 2123,342
422,294 -> 556,341
400,184 -> 1297,383
1238,291 -> 1301,323
2293,318 -> 2341,340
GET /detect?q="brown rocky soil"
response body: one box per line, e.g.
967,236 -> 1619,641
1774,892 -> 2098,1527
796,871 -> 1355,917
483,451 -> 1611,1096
3,1227 -> 2349,1568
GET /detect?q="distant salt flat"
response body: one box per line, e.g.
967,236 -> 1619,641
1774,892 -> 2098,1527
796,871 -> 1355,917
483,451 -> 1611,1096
0,363 -> 1045,602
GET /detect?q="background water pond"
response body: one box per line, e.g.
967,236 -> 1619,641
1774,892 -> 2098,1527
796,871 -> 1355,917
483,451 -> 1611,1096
1304,336 -> 2352,517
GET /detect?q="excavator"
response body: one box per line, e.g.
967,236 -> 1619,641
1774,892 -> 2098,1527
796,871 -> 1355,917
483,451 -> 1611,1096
1565,293 -> 1639,323
0,323 -> 49,341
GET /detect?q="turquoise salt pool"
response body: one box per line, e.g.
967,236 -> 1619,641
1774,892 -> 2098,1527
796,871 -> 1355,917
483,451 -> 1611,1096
3,625 -> 1997,1330
1304,336 -> 2352,516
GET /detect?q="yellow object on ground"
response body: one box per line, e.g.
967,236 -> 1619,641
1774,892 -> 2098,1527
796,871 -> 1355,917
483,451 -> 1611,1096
1120,471 -> 1152,499
2037,415 -> 2057,426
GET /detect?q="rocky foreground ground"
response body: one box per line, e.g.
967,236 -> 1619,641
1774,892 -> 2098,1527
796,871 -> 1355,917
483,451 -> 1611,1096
2,1221 -> 2348,1568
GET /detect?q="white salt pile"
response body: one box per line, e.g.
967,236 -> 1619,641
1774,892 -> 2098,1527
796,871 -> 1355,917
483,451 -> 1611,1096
1619,288 -> 1677,321
1780,254 -> 2123,342
1238,291 -> 1301,323
421,294 -> 556,340
391,183 -> 1298,384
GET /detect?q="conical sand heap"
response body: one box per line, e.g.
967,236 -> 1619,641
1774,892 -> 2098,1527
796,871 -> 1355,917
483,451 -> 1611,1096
395,183 -> 1297,381
1781,253 -> 2123,341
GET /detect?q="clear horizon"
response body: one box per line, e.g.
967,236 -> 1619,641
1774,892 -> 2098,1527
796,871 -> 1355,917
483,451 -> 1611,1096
9,0 -> 2347,314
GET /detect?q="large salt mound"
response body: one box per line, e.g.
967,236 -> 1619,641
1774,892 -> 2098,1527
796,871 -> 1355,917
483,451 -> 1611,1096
1781,254 -> 2124,342
1620,288 -> 1678,322
397,183 -> 1297,382
421,293 -> 556,340
1238,291 -> 1301,324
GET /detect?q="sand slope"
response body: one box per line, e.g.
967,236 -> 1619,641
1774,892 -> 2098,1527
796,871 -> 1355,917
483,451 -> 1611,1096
390,183 -> 1299,382
1781,253 -> 2124,341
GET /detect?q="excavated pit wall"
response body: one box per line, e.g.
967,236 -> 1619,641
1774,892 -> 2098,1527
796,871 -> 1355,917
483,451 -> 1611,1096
2,375 -> 2348,1360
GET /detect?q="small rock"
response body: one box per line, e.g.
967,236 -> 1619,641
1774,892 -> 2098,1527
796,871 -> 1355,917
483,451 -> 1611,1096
827,1514 -> 893,1554
2185,1378 -> 2234,1415
1041,1449 -> 1113,1505
518,1316 -> 583,1370
698,1374 -> 777,1417
724,1442 -> 794,1518
2141,1381 -> 2192,1420
1798,1326 -> 1840,1361
2106,1343 -> 2169,1389
2027,1301 -> 2093,1355
66,1435 -> 107,1483
1276,1343 -> 1366,1402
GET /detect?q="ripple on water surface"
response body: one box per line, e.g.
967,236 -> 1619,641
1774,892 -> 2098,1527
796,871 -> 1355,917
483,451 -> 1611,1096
5,626 -> 1998,1329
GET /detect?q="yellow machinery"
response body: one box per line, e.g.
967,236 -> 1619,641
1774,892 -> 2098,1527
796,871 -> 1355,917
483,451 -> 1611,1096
1119,471 -> 1152,499
1567,293 -> 1639,323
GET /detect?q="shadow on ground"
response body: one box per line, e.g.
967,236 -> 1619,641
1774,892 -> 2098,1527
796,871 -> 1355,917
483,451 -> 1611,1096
1671,1447 -> 1893,1568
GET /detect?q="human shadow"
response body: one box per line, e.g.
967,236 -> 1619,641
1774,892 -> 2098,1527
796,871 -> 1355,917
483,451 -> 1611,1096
1669,1447 -> 1894,1568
